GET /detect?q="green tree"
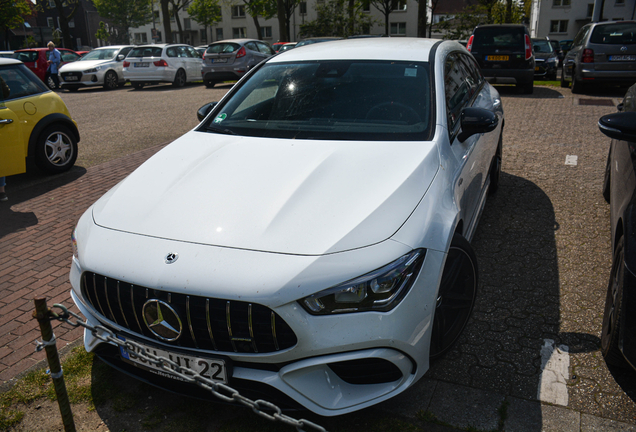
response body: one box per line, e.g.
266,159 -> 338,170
299,0 -> 375,37
244,0 -> 277,40
273,0 -> 300,42
187,0 -> 221,42
93,0 -> 152,43
95,21 -> 111,44
168,0 -> 189,42
369,0 -> 402,36
0,0 -> 32,49
37,0 -> 79,48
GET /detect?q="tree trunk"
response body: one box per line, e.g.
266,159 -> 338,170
174,9 -> 183,42
161,0 -> 172,43
52,0 -> 77,48
417,0 -> 427,37
385,12 -> 389,36
277,0 -> 288,41
348,0 -> 354,35
505,0 -> 512,22
252,14 -> 262,39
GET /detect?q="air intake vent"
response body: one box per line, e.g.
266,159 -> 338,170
80,272 -> 297,354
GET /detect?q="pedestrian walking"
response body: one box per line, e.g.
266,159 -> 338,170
45,41 -> 61,90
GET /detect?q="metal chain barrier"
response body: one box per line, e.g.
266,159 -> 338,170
41,302 -> 327,432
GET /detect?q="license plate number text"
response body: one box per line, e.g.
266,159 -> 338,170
486,55 -> 509,61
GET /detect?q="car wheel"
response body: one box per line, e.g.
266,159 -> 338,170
523,81 -> 533,94
47,76 -> 56,90
602,150 -> 611,203
205,80 -> 216,88
34,124 -> 78,174
103,71 -> 118,90
560,65 -> 569,88
601,236 -> 628,368
571,74 -> 585,94
488,134 -> 503,195
132,82 -> 144,89
173,69 -> 186,88
430,233 -> 478,360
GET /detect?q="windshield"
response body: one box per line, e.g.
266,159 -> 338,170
590,23 -> 636,45
80,49 -> 118,61
203,60 -> 432,141
532,40 -> 553,53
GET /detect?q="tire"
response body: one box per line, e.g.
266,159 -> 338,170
205,80 -> 216,88
560,65 -> 569,88
488,134 -> 503,195
523,81 -> 533,94
132,82 -> 144,90
602,149 -> 611,203
66,87 -> 79,92
34,124 -> 78,174
430,233 -> 478,360
571,73 -> 585,94
601,236 -> 628,368
47,75 -> 56,90
103,70 -> 118,90
173,69 -> 186,88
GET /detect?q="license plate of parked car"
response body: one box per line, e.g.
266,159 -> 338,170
134,62 -> 149,67
64,76 -> 78,81
486,55 -> 509,61
211,58 -> 228,63
609,55 -> 636,61
118,336 -> 228,383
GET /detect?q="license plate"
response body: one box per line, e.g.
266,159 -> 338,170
119,336 -> 227,383
609,55 -> 636,61
535,66 -> 540,71
65,76 -> 78,81
486,55 -> 509,61
211,58 -> 228,63
134,62 -> 149,67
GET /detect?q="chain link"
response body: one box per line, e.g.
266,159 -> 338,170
50,304 -> 327,432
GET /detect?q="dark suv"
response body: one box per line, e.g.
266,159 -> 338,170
467,24 -> 535,94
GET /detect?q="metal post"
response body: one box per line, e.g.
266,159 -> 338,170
33,297 -> 76,432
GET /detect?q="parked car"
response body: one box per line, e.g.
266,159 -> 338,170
195,45 -> 207,57
599,82 -> 636,371
0,51 -> 14,58
277,42 -> 297,52
532,38 -> 559,80
561,21 -> 636,94
560,39 -> 573,56
123,44 -> 202,89
467,24 -> 535,94
272,42 -> 286,52
295,37 -> 343,47
13,47 -> 81,89
201,39 -> 275,88
76,50 -> 90,57
69,38 -> 504,416
0,58 -> 80,176
58,45 -> 133,91
548,39 -> 564,62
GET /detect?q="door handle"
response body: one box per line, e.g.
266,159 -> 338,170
0,118 -> 13,124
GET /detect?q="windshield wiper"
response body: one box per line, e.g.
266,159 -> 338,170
207,124 -> 237,135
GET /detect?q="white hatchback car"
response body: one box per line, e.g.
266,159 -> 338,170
123,44 -> 202,89
70,38 -> 504,416
58,45 -> 133,91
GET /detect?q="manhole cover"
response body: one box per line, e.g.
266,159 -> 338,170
579,98 -> 614,106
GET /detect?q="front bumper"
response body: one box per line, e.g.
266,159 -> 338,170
70,221 -> 446,416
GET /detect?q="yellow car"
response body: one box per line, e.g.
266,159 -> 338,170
0,57 -> 79,177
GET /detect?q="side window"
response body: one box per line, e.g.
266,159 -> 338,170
573,25 -> 590,47
245,42 -> 258,52
444,52 -> 473,132
187,47 -> 198,58
0,65 -> 48,101
177,46 -> 189,57
167,47 -> 177,57
460,53 -> 483,88
119,47 -> 132,57
257,42 -> 274,55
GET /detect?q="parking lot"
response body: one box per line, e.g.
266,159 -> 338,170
2,81 -> 636,431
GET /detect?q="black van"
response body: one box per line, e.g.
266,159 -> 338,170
467,24 -> 535,94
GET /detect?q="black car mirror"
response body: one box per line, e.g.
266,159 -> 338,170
458,107 -> 498,142
598,112 -> 636,142
117,54 -> 125,61
197,102 -> 218,121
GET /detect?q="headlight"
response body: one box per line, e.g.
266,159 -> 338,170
71,227 -> 79,260
300,249 -> 425,315
84,66 -> 101,73
547,57 -> 557,65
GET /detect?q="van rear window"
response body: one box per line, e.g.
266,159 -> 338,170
472,27 -> 525,51
590,23 -> 636,45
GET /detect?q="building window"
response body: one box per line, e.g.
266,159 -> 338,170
200,28 -> 207,43
362,0 -> 370,11
552,0 -> 571,6
134,33 -> 148,43
48,0 -> 55,7
68,19 -> 74,28
391,0 -> 407,11
300,1 -> 307,14
216,27 -> 223,40
232,5 -> 246,18
262,26 -> 272,38
550,20 -> 568,33
390,22 -> 406,35
47,17 -> 54,28
153,10 -> 161,22
184,18 -> 191,30
233,27 -> 247,38
586,3 -> 594,17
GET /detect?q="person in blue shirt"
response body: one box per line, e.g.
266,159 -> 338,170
46,41 -> 61,90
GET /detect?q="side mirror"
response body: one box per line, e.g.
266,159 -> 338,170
197,102 -> 218,121
117,54 -> 125,61
458,107 -> 498,142
598,112 -> 636,142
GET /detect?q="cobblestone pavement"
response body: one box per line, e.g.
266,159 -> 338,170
1,83 -> 636,430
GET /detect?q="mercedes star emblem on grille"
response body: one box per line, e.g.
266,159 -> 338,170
165,252 -> 179,264
142,300 -> 182,341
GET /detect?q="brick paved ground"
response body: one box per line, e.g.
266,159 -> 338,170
0,143 -> 167,384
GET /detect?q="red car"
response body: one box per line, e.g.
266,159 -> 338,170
13,47 -> 82,89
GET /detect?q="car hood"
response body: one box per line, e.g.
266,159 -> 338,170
59,59 -> 113,72
92,131 -> 440,255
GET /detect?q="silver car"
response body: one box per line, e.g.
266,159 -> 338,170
58,45 -> 133,91
201,39 -> 275,88
561,21 -> 636,94
123,44 -> 202,89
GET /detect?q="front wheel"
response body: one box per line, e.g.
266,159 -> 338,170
488,134 -> 503,195
601,236 -> 628,368
34,124 -> 78,174
173,69 -> 186,88
103,70 -> 118,90
571,73 -> 585,94
430,233 -> 478,360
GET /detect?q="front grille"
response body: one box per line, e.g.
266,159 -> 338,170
81,272 -> 297,354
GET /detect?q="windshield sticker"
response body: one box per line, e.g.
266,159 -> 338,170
214,113 -> 227,123
404,68 -> 417,77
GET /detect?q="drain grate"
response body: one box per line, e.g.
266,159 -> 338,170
578,98 -> 614,106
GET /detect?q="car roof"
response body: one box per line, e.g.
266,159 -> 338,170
209,39 -> 261,45
270,38 -> 437,63
0,58 -> 22,66
15,47 -> 75,52
94,45 -> 132,49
